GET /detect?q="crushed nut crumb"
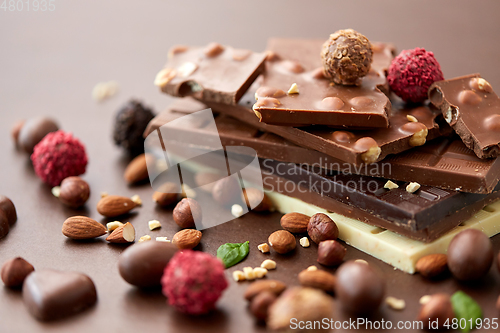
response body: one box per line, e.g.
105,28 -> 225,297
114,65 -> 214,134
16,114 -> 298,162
406,182 -> 421,193
131,194 -> 142,206
287,83 -> 299,94
299,237 -> 310,248
139,235 -> 152,243
231,204 -> 244,218
148,220 -> 161,230
243,267 -> 255,280
232,270 -> 245,282
156,237 -> 170,243
386,296 -> 406,310
258,243 -> 270,253
253,267 -> 268,279
261,259 -> 276,270
419,295 -> 432,305
384,180 -> 399,190
106,221 -> 124,232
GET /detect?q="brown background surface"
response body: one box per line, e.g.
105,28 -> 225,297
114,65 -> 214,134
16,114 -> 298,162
1,1 -> 500,332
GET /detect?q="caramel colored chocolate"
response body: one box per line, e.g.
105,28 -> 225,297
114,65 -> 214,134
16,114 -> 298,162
429,74 -> 500,158
252,39 -> 391,127
146,98 -> 500,194
155,43 -> 266,104
22,269 -> 97,321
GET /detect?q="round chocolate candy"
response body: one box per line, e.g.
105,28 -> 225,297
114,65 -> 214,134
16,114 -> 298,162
18,117 -> 59,153
0,195 -> 16,226
321,29 -> 372,85
447,229 -> 493,281
118,241 -> 178,288
0,211 -> 9,239
335,261 -> 385,315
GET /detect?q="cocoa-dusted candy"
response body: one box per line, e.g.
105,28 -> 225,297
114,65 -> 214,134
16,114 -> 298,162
321,29 -> 373,85
429,74 -> 500,158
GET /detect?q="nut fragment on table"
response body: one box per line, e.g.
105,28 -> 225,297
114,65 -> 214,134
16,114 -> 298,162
106,221 -> 124,232
139,235 -> 151,243
384,180 -> 399,190
419,295 -> 432,305
261,259 -> 277,270
232,270 -> 245,282
299,237 -> 310,248
148,220 -> 161,230
253,267 -> 268,279
406,182 -> 421,193
243,267 -> 255,280
156,237 -> 170,242
92,80 -> 119,102
258,243 -> 270,253
231,204 -> 244,218
130,194 -> 142,206
386,296 -> 406,310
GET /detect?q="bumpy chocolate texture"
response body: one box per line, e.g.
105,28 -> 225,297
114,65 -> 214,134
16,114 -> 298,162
321,29 -> 373,85
429,74 -> 500,159
145,98 -> 500,194
252,39 -> 390,127
155,43 -> 267,104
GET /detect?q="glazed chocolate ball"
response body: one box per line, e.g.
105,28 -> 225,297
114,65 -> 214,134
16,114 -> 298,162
0,195 -> 17,226
335,261 -> 385,315
18,117 -> 59,153
447,229 -> 493,281
321,29 -> 373,85
113,100 -> 155,156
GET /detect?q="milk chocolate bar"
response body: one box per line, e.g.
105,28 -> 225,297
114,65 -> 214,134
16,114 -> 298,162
145,98 -> 500,193
429,74 -> 500,159
252,40 -> 393,128
154,43 -> 267,104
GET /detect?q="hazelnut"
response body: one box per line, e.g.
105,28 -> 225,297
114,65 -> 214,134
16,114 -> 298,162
173,198 -> 202,229
243,188 -> 273,212
307,213 -> 339,244
417,294 -> 454,330
317,240 -> 346,266
268,230 -> 296,254
212,177 -> 241,207
250,291 -> 277,321
152,182 -> 180,207
11,120 -> 25,146
56,177 -> 90,208
298,269 -> 336,294
1,257 -> 34,288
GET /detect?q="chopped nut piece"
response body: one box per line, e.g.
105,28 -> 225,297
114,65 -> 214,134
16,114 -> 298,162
232,270 -> 245,282
386,296 -> 406,310
406,182 -> 421,193
156,237 -> 170,243
100,192 -> 108,198
51,186 -> 61,198
261,259 -> 277,270
243,267 -> 256,280
231,204 -> 244,218
384,180 -> 399,190
177,62 -> 198,78
253,267 -> 268,279
92,81 -> 119,102
299,237 -> 310,248
130,194 -> 142,206
360,146 -> 381,164
148,220 -> 161,230
419,295 -> 432,305
138,235 -> 151,243
287,83 -> 299,94
306,265 -> 318,272
154,68 -> 176,88
406,115 -> 418,122
181,184 -> 196,198
409,128 -> 428,147
354,259 -> 368,265
258,243 -> 270,253
106,221 -> 124,232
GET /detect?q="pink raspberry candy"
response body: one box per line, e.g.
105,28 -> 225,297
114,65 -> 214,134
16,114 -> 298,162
161,250 -> 228,315
388,47 -> 444,103
31,130 -> 88,186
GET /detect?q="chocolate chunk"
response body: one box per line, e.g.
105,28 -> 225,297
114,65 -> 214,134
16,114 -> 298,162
155,43 -> 266,104
113,100 -> 155,156
429,74 -> 500,158
18,117 -> 59,153
1,257 -> 34,288
0,195 -> 17,226
22,269 -> 97,321
252,39 -> 390,128
118,241 -> 178,288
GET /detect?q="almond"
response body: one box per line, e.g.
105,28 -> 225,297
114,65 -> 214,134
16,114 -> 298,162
97,195 -> 137,217
62,216 -> 107,239
280,212 -> 309,234
415,254 -> 448,278
244,280 -> 287,301
106,222 -> 135,243
268,230 -> 296,254
124,153 -> 154,185
298,269 -> 336,294
152,182 -> 180,207
172,229 -> 202,249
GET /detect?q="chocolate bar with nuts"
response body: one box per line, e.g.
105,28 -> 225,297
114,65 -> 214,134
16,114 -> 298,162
429,74 -> 500,159
145,98 -> 500,194
154,43 -> 267,104
252,40 -> 393,128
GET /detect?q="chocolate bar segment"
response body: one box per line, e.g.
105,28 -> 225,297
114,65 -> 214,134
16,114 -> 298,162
145,98 -> 500,194
154,43 -> 266,104
252,40 -> 393,128
429,74 -> 500,159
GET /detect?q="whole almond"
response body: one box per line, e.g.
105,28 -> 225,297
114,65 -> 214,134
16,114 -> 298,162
124,153 -> 154,185
416,254 -> 448,279
280,213 -> 309,233
62,216 -> 107,239
268,230 -> 296,254
1,257 -> 34,288
244,280 -> 287,301
106,222 -> 135,243
417,293 -> 454,329
97,195 -> 137,217
172,229 -> 202,249
298,269 -> 336,294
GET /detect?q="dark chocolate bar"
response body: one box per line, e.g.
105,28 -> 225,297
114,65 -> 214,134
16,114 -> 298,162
252,40 -> 393,128
154,43 -> 266,104
429,74 -> 500,159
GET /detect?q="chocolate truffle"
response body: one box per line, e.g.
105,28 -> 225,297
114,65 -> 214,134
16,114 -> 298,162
321,29 -> 373,85
0,195 -> 17,226
447,229 -> 493,281
113,100 -> 155,156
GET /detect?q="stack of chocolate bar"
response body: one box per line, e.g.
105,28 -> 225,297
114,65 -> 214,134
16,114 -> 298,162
146,37 -> 500,273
